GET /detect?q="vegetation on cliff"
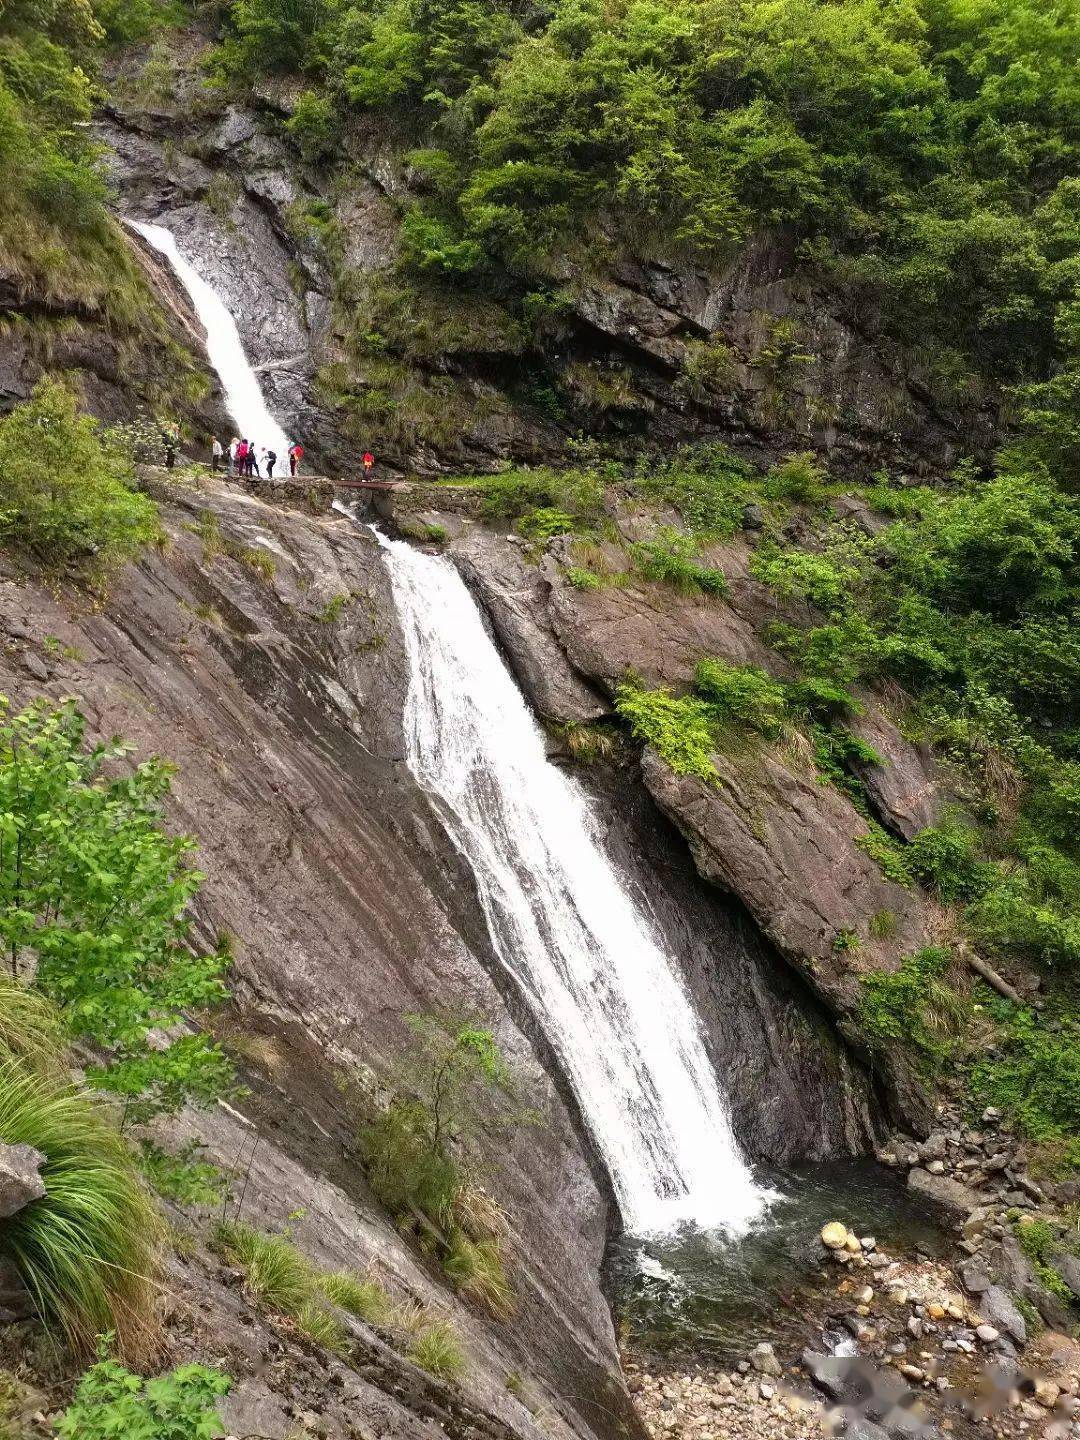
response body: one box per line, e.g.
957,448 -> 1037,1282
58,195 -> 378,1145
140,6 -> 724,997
222,0 -> 1076,388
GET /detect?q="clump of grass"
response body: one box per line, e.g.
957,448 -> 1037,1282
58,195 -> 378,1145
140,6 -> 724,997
214,1220 -> 312,1315
319,1270 -> 393,1325
554,721 -> 620,764
295,1299 -> 350,1356
565,566 -> 603,590
0,1054 -> 163,1359
407,1319 -> 465,1380
859,946 -> 970,1073
443,1234 -> 514,1319
869,908 -> 898,939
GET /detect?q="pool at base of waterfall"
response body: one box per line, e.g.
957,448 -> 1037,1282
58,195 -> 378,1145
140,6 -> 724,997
613,1158 -> 951,1359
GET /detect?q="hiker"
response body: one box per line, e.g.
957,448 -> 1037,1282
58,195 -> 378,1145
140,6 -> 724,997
265,447 -> 277,479
248,442 -> 261,478
227,436 -> 240,478
288,441 -> 304,477
235,439 -> 249,476
362,450 -> 374,480
211,435 -> 223,472
163,425 -> 178,470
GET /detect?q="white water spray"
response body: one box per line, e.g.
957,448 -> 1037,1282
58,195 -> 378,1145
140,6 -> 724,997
129,220 -> 292,458
374,529 -> 768,1235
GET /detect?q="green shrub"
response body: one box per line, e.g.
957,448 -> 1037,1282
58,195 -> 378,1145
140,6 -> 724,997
564,565 -> 603,590
694,658 -> 786,737
517,507 -> 575,542
676,337 -> 738,400
765,452 -> 827,502
635,445 -> 753,537
0,1052 -> 163,1357
750,544 -> 855,612
443,1233 -> 513,1318
137,1141 -> 226,1207
905,820 -> 993,904
408,1320 -> 465,1381
971,1001 -> 1080,1143
56,1353 -> 230,1439
629,528 -> 728,596
614,683 -> 717,784
859,947 -> 968,1074
0,381 -> 159,580
284,89 -> 338,162
0,697 -> 233,1120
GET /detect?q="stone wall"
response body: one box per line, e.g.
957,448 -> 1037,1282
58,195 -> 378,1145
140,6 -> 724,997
136,466 -> 336,517
371,481 -> 487,524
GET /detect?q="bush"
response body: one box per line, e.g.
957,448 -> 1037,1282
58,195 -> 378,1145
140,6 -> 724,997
694,658 -> 786,737
750,544 -> 855,613
614,683 -> 717,783
0,697 -> 233,1121
56,1353 -> 230,1439
859,947 -> 968,1074
284,89 -> 338,162
905,820 -> 993,904
765,452 -> 827,502
635,445 -> 753,537
971,1001 -> 1080,1143
0,381 -> 159,580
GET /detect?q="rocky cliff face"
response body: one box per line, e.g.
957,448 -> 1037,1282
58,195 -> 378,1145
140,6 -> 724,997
94,23 -> 1004,480
0,481 -> 633,1440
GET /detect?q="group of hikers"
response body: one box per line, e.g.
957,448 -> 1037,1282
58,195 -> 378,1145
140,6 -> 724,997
210,436 -> 305,479
163,425 -> 378,482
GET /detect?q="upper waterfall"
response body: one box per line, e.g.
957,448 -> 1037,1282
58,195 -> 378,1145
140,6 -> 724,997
374,529 -> 768,1235
129,220 -> 292,459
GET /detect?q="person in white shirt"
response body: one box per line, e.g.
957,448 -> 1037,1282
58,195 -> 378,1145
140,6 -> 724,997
211,435 -> 223,472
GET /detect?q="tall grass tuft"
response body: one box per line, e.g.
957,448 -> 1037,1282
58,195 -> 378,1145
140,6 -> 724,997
407,1319 -> 465,1381
214,1220 -> 313,1315
0,1056 -> 163,1358
319,1270 -> 393,1325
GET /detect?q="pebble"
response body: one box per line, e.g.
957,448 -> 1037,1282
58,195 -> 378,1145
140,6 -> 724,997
821,1222 -> 848,1249
976,1324 -> 1000,1343
1033,1378 -> 1060,1408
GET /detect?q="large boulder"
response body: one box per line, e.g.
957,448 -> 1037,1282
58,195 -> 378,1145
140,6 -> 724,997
0,1143 -> 46,1219
906,1167 -> 982,1218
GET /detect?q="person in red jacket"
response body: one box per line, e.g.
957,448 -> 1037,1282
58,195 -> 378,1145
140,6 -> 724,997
288,442 -> 304,476
362,451 -> 374,480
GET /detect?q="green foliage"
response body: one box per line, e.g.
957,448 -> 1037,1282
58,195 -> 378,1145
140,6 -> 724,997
0,1041 -> 163,1357
137,1141 -> 226,1207
971,999 -> 1080,1143
694,659 -> 785,738
407,1320 -> 465,1381
56,1351 -> 230,1439
905,819 -> 992,904
295,1298 -> 350,1355
751,543 -> 855,613
241,0 -> 1078,384
359,1015 -> 517,1315
635,445 -> 753,537
517,507 -> 575,543
0,381 -> 160,580
564,566 -> 603,591
629,528 -> 728,596
0,697 -> 233,1120
319,1270 -> 392,1324
765,452 -> 827,503
215,1220 -> 313,1315
614,683 -> 717,784
856,823 -> 914,887
284,89 -> 338,162
318,592 -> 353,623
859,946 -> 968,1073
676,337 -> 738,400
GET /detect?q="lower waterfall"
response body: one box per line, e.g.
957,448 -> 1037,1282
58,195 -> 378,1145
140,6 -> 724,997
374,529 -> 768,1235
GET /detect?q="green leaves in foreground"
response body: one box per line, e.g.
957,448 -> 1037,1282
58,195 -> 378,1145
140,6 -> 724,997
57,1351 -> 230,1439
0,697 -> 234,1121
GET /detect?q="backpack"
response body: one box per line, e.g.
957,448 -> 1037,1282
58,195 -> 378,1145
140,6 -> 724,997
267,451 -> 276,464
237,442 -> 248,460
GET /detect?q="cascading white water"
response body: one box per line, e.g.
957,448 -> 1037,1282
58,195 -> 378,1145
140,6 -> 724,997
374,529 -> 768,1235
128,217 -> 766,1235
129,220 -> 292,458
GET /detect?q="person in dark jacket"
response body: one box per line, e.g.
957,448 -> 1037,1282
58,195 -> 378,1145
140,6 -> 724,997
265,448 -> 277,479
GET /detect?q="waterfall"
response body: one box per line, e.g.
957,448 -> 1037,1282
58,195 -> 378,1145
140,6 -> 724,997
129,220 -> 292,458
374,530 -> 768,1236
131,216 -> 766,1235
